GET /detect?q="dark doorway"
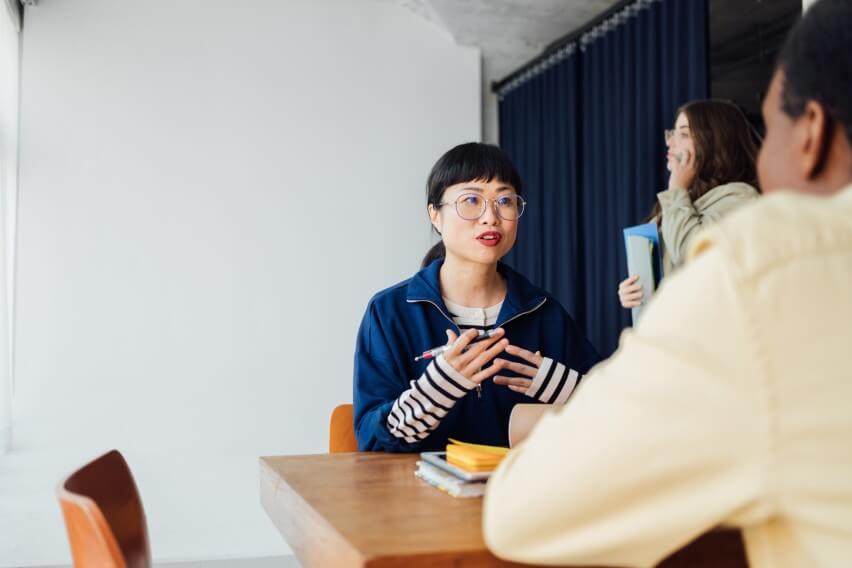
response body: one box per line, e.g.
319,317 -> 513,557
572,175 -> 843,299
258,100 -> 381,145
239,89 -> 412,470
709,0 -> 801,131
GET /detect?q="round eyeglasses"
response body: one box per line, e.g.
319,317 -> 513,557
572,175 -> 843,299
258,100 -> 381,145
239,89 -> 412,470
437,193 -> 526,221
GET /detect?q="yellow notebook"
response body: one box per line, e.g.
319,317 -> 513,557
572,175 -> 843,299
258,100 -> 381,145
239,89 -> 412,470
445,439 -> 509,472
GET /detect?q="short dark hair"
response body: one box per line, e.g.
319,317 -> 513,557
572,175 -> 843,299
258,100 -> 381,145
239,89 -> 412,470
777,0 -> 852,143
426,143 -> 523,208
421,143 -> 523,268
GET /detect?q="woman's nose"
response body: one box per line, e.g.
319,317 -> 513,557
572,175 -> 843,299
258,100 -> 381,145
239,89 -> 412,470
481,200 -> 500,224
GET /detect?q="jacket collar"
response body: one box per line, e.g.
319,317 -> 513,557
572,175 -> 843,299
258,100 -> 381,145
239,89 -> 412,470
406,259 -> 548,327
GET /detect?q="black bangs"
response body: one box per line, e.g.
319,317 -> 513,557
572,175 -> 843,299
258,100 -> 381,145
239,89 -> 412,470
426,143 -> 523,206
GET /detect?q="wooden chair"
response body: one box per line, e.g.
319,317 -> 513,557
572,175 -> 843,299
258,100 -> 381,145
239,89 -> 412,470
57,450 -> 151,568
329,403 -> 358,453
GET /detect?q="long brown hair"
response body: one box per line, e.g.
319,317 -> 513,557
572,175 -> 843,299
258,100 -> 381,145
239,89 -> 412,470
648,99 -> 760,222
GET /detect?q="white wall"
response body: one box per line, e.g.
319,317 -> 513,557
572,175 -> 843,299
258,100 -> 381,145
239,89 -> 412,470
0,0 -> 20,455
6,0 -> 479,564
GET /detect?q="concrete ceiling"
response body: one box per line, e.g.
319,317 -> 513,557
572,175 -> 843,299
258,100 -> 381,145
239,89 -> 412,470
384,0 -> 621,140
387,0 -> 621,82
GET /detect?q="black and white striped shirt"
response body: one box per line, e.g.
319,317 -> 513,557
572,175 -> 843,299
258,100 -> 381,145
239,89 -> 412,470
386,299 -> 582,443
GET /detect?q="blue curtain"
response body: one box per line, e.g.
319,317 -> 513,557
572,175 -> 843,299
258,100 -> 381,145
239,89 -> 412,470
500,51 -> 582,317
500,0 -> 707,356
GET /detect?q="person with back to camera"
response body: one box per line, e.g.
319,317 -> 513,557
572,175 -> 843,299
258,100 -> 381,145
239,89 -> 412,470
618,99 -> 761,309
353,143 -> 600,452
484,1 -> 852,565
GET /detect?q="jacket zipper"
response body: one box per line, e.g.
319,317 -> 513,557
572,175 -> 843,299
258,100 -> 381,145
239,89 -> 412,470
497,298 -> 547,328
407,298 -> 457,329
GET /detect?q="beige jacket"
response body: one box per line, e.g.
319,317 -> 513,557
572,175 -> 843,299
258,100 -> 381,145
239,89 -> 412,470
658,181 -> 759,272
484,185 -> 852,568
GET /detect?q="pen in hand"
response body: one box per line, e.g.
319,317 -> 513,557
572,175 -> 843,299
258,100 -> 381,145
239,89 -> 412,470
414,329 -> 501,361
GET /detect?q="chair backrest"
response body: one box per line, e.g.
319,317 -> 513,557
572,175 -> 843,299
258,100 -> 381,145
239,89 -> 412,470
329,403 -> 358,453
57,450 -> 151,568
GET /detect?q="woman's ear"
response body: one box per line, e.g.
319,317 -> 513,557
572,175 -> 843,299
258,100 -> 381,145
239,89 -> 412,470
428,204 -> 442,234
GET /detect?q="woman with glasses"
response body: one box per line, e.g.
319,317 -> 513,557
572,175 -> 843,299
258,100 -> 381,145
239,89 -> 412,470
353,143 -> 600,452
618,100 -> 761,309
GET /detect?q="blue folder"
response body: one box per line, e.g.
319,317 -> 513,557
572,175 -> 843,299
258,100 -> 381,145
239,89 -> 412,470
623,222 -> 663,285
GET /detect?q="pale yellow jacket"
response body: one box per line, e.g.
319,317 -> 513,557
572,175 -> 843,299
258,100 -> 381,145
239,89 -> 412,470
484,185 -> 852,568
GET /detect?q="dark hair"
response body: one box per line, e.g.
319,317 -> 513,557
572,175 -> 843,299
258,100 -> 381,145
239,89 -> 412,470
648,99 -> 760,223
777,0 -> 852,145
421,143 -> 523,268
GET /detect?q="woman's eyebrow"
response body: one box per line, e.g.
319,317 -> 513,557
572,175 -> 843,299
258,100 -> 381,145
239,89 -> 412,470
678,125 -> 691,130
457,185 -> 515,193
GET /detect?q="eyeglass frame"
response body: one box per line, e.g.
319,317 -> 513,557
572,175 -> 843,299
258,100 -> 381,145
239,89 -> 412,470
664,128 -> 687,144
435,192 -> 527,221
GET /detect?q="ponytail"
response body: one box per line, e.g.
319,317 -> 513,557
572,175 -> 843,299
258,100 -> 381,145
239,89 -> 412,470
421,241 -> 445,268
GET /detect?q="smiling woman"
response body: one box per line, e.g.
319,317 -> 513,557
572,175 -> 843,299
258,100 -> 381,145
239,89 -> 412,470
352,143 -> 601,452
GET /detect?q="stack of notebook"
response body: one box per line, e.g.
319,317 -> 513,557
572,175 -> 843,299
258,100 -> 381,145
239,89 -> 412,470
415,440 -> 509,498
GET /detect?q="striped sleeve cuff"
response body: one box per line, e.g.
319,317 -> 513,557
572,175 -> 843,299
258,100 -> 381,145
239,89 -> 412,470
525,357 -> 580,405
386,355 -> 477,443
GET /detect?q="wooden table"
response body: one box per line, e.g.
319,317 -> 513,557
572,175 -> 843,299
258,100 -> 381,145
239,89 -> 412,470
260,453 -> 747,568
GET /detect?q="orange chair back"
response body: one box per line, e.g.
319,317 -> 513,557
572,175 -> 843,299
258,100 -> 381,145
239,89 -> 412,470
57,450 -> 151,568
329,403 -> 358,453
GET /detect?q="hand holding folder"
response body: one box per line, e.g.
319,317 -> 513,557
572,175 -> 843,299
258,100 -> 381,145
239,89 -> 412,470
623,223 -> 663,324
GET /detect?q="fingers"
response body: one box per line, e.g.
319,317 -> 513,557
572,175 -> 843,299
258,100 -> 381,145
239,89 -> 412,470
461,336 -> 510,375
620,288 -> 644,301
443,329 -> 508,381
445,329 -> 458,345
491,358 -> 537,378
620,287 -> 644,307
668,153 -> 682,170
493,375 -> 533,389
619,277 -> 641,295
454,328 -> 504,363
619,282 -> 642,295
470,359 -> 507,384
619,280 -> 644,308
445,328 -> 480,358
503,344 -> 543,366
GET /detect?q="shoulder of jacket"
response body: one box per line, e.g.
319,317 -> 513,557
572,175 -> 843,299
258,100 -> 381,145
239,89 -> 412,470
694,182 -> 759,208
688,189 -> 852,279
711,181 -> 760,196
366,278 -> 412,315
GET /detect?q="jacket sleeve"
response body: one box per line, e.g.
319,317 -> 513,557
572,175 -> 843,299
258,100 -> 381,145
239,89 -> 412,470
523,316 -> 601,405
353,302 -> 476,452
658,186 -> 753,267
483,242 -> 769,567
